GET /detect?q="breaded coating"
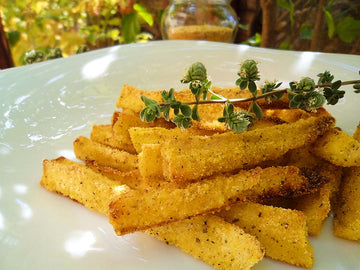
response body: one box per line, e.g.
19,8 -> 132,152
109,168 -> 262,235
40,157 -> 130,215
284,145 -> 343,235
333,166 -> 360,241
262,108 -> 312,122
293,165 -> 342,236
86,160 -> 179,191
116,84 -> 191,112
90,124 -> 125,150
353,121 -> 360,141
84,160 -> 143,190
312,128 -> 360,167
129,127 -> 213,153
147,214 -> 264,270
112,109 -> 175,154
138,144 -> 163,179
130,117 -> 285,154
333,124 -> 360,241
40,158 -> 264,269
248,166 -> 330,202
262,107 -> 332,123
161,116 -> 335,182
218,202 -> 314,269
73,136 -> 138,172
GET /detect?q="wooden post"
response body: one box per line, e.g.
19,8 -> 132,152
310,0 -> 326,51
260,0 -> 277,48
0,16 -> 14,69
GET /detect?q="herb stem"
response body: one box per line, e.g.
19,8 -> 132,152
161,79 -> 360,106
316,80 -> 360,88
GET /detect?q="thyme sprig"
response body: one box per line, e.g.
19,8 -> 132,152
140,61 -> 360,133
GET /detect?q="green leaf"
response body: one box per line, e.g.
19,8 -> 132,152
293,94 -> 304,103
317,70 -> 334,84
7,30 -> 20,47
227,102 -> 234,115
140,109 -> 146,121
277,0 -> 295,27
108,17 -> 121,26
218,117 -> 226,122
161,90 -> 169,101
239,80 -> 248,90
191,104 -> 200,121
242,33 -> 262,46
173,115 -> 192,129
162,105 -> 171,121
145,112 -> 156,122
251,102 -> 263,119
180,104 -> 192,117
121,13 -> 141,43
289,99 -> 302,109
323,9 -> 335,39
171,101 -> 181,115
238,23 -> 249,31
134,3 -> 154,26
278,41 -> 292,50
331,80 -> 342,90
248,80 -> 257,94
353,83 -> 360,90
336,16 -> 360,43
141,95 -> 157,106
299,24 -> 313,40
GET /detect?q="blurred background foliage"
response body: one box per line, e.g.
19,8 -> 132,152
2,0 -> 161,65
1,0 -> 360,67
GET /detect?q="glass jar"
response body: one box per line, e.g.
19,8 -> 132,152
161,0 -> 238,43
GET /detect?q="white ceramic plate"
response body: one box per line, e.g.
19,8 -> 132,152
1,40 -> 360,270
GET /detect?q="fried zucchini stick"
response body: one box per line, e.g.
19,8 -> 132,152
40,157 -> 264,269
112,110 -> 175,154
90,124 -> 125,150
218,202 -> 314,269
333,121 -> 360,241
109,166 -> 327,236
161,116 -> 335,182
73,136 -> 138,172
109,168 -> 262,235
40,157 -> 130,215
283,146 -> 343,235
147,214 -> 264,270
312,128 -> 360,167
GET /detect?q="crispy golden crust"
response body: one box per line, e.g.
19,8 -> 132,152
90,124 -> 125,150
333,124 -> 360,241
112,110 -> 175,154
333,166 -> 360,241
312,128 -> 360,167
147,215 -> 264,270
284,147 -> 343,235
248,166 -> 330,202
138,144 -> 163,179
353,121 -> 360,141
40,157 -> 130,215
109,168 -> 262,235
161,116 -> 335,182
84,160 -> 143,190
218,202 -> 314,269
73,136 -> 138,172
